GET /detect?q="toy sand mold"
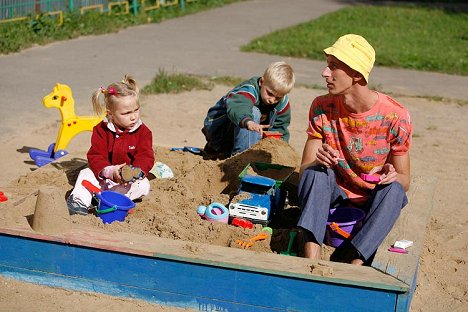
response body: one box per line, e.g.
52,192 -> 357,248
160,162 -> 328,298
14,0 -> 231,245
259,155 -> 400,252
0,163 -> 436,311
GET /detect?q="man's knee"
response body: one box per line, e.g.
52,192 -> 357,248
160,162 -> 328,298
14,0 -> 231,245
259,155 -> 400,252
300,166 -> 334,185
376,181 -> 407,206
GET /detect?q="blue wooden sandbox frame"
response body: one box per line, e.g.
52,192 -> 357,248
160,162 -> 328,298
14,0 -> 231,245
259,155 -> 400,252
0,173 -> 435,312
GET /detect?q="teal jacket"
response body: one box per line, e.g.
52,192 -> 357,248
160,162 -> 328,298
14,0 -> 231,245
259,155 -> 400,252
203,76 -> 291,142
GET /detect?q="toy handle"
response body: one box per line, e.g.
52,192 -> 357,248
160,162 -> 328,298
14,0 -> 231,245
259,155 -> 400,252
286,231 -> 297,251
329,222 -> 351,239
250,232 -> 268,242
81,179 -> 101,194
96,205 -> 117,214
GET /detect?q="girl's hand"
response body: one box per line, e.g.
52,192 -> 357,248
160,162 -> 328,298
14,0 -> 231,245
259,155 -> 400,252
113,163 -> 126,183
316,143 -> 341,168
369,163 -> 397,184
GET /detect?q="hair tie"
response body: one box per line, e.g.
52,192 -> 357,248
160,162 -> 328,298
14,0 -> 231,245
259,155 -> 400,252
108,87 -> 117,95
100,86 -> 118,95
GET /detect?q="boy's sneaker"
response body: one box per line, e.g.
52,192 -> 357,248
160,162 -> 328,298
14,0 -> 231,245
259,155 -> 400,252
66,195 -> 89,215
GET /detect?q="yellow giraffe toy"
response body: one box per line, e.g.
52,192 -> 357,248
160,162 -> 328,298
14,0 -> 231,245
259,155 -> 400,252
29,83 -> 104,167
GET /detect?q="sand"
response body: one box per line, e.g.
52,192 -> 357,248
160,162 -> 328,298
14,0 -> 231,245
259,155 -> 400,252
0,85 -> 467,311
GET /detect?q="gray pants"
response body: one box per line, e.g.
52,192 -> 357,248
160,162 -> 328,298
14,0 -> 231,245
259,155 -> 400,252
297,166 -> 408,261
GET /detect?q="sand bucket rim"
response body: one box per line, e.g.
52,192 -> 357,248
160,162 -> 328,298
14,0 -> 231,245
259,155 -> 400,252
96,191 -> 135,215
326,207 -> 366,226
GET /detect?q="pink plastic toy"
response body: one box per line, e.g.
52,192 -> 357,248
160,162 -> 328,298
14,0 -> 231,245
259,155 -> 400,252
388,247 -> 408,254
360,173 -> 380,183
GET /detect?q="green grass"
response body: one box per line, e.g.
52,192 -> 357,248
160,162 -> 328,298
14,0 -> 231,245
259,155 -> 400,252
141,69 -> 243,94
241,5 -> 468,75
0,0 -> 243,54
0,11 -> 141,53
142,70 -> 468,106
209,75 -> 244,86
142,69 -> 213,94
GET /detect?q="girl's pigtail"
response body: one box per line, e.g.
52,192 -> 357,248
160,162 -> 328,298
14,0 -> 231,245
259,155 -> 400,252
91,88 -> 104,117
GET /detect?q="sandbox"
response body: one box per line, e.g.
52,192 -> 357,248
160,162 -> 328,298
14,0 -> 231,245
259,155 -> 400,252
0,139 -> 435,311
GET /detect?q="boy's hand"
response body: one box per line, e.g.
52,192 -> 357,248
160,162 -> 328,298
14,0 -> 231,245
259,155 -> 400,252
246,121 -> 269,136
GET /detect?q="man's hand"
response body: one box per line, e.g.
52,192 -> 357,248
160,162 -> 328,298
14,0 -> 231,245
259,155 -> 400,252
316,143 -> 341,168
369,163 -> 397,185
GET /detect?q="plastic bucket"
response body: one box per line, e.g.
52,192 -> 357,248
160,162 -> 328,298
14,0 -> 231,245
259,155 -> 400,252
326,207 -> 365,248
96,191 -> 135,224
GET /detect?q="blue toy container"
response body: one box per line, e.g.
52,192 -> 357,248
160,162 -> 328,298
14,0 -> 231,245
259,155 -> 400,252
96,191 -> 135,224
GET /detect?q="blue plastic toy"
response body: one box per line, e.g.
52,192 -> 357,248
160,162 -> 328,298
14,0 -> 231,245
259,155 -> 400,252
29,143 -> 68,167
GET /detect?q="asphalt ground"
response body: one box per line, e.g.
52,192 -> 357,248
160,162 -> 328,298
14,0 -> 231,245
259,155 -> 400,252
0,0 -> 466,138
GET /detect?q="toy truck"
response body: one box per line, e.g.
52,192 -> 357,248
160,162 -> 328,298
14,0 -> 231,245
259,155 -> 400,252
228,162 -> 294,225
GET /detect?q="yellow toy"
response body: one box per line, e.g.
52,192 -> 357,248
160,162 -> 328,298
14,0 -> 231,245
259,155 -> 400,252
43,83 -> 103,151
29,83 -> 104,167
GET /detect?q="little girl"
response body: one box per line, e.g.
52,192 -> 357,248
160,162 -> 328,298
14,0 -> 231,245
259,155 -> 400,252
67,75 -> 155,215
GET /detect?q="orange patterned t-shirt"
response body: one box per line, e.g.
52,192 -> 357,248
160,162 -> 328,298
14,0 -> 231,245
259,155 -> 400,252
306,92 -> 412,203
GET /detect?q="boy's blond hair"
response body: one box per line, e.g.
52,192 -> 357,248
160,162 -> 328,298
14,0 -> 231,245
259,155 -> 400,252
262,61 -> 295,94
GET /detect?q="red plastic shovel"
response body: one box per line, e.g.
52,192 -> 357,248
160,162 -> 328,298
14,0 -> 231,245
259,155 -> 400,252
81,180 -> 101,194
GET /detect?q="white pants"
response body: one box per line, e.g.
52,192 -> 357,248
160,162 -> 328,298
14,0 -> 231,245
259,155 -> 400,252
70,168 -> 150,207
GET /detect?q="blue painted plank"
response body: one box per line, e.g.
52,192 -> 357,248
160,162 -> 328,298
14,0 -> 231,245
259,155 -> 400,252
395,263 -> 419,312
0,269 -> 279,312
0,233 -> 400,312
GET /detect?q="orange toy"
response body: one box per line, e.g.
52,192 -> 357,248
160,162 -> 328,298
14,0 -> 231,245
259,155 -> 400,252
235,232 -> 268,249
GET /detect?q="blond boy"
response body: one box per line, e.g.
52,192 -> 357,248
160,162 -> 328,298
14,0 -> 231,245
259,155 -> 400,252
202,61 -> 295,158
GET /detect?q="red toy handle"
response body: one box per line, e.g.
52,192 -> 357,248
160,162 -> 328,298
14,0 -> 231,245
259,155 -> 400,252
81,180 -> 101,194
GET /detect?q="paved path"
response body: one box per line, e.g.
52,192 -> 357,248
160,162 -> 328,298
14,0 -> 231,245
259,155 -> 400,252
0,0 -> 467,136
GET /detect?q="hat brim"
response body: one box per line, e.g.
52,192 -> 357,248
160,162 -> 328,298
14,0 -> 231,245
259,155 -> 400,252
323,46 -> 370,83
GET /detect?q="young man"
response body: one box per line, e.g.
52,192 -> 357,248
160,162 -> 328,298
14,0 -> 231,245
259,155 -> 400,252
298,34 -> 412,265
202,61 -> 295,159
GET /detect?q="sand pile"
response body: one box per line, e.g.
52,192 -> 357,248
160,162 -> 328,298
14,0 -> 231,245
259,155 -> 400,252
82,138 -> 301,253
1,138 -> 302,254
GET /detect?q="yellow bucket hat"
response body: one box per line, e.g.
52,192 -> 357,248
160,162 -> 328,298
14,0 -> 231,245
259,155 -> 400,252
323,34 -> 375,83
